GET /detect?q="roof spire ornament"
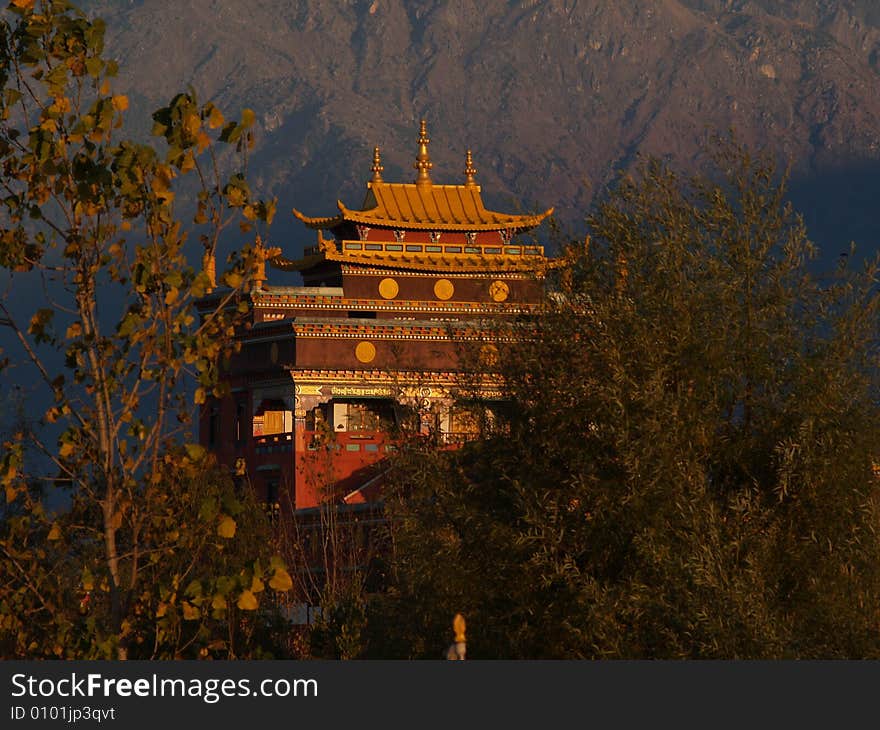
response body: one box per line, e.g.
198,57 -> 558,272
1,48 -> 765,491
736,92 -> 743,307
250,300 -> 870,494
370,146 -> 384,184
414,119 -> 433,189
464,149 -> 477,187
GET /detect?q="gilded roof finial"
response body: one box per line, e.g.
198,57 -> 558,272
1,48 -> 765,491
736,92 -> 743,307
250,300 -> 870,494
464,149 -> 477,187
370,146 -> 383,184
414,119 -> 433,188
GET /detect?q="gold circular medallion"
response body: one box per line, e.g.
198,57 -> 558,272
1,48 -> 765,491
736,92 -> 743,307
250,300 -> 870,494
378,277 -> 399,300
434,278 -> 454,300
489,280 -> 510,302
355,341 -> 376,363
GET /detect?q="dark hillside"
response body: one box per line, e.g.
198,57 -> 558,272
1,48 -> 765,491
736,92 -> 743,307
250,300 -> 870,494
85,0 -> 880,260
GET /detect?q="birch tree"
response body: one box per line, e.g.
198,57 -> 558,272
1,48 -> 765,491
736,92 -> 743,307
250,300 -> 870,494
0,0 -> 291,659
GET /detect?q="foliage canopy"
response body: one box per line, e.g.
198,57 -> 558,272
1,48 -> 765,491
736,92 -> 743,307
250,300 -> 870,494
381,142 -> 880,659
0,0 -> 289,659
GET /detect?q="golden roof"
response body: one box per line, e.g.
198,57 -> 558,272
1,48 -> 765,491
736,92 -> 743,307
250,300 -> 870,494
293,183 -> 552,233
292,119 -> 553,233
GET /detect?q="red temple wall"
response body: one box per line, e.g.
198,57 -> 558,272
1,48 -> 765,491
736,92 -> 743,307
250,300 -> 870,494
294,337 -> 459,371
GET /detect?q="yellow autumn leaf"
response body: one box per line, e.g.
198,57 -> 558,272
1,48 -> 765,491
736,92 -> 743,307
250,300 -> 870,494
207,106 -> 224,129
196,130 -> 211,153
154,189 -> 175,206
52,96 -> 72,113
59,442 -> 76,459
179,151 -> 196,173
217,515 -> 236,539
152,166 -> 173,191
11,0 -> 35,9
211,594 -> 227,611
250,575 -> 264,594
182,601 -> 200,620
47,523 -> 62,541
268,567 -> 293,592
184,113 -> 200,137
225,187 -> 245,207
111,95 -> 129,112
5,483 -> 19,503
236,590 -> 258,611
156,602 -> 167,618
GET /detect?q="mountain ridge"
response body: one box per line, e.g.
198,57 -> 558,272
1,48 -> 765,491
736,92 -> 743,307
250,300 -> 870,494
83,0 -> 880,258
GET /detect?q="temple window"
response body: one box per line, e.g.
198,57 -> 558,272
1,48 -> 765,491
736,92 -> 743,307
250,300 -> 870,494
331,400 -> 394,432
449,406 -> 481,437
253,399 -> 292,436
338,402 -> 379,432
208,404 -> 220,448
305,405 -> 329,431
234,399 -> 247,445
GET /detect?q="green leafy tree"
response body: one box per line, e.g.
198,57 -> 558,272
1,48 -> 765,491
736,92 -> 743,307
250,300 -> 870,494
382,141 -> 880,658
0,0 -> 290,658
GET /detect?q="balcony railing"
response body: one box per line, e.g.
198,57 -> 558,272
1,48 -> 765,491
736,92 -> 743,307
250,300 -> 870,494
305,240 -> 544,259
339,240 -> 544,258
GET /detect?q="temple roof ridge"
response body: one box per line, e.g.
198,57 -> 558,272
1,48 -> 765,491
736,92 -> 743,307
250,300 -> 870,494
291,120 -> 552,233
292,180 -> 552,233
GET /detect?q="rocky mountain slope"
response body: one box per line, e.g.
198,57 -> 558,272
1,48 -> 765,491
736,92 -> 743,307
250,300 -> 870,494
84,0 -> 880,258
